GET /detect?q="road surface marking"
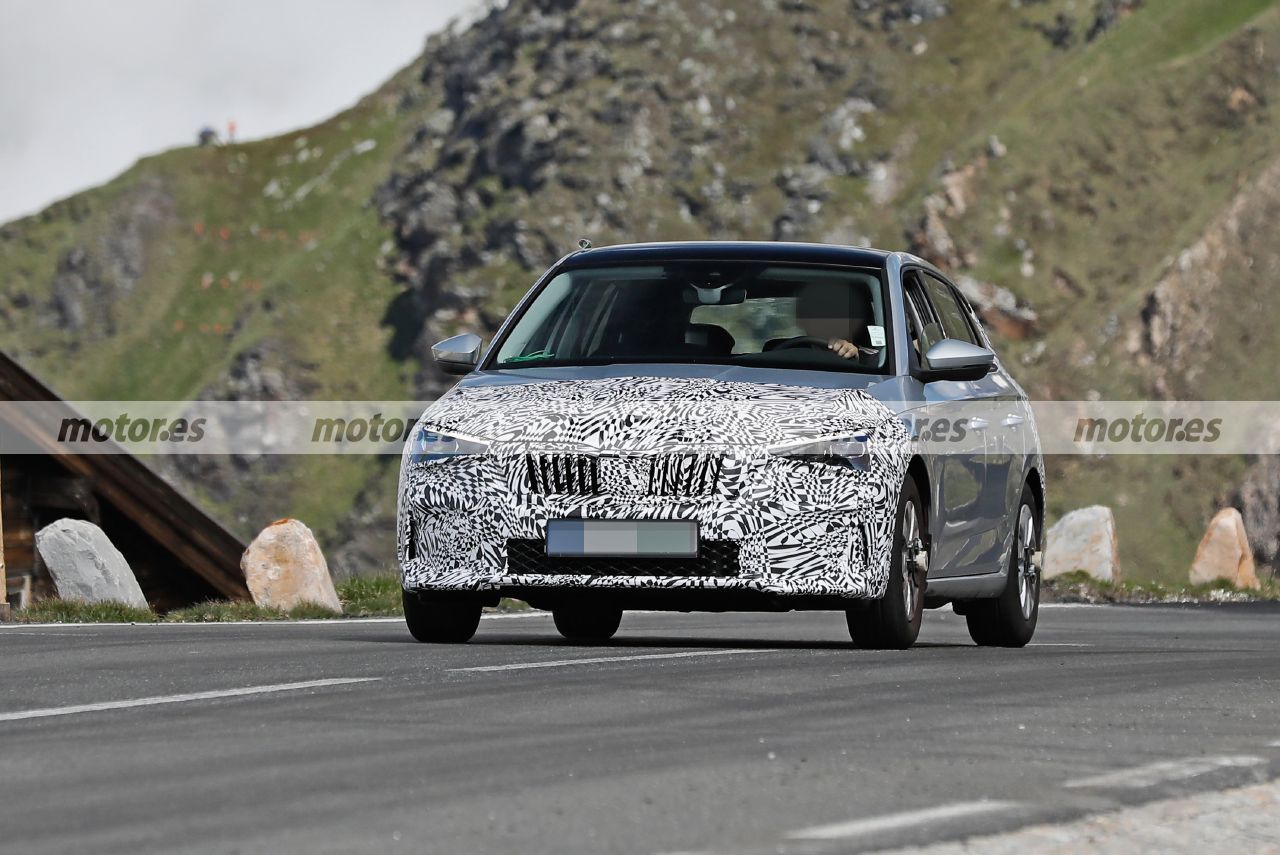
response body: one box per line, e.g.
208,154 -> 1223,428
1269,740 -> 1280,748
0,612 -> 551,630
0,630 -> 106,636
450,648 -> 777,673
786,800 -> 1021,840
878,779 -> 1280,853
1063,755 -> 1265,789
0,677 -> 379,722
1028,642 -> 1092,647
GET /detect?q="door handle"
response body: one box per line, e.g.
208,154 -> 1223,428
968,417 -> 989,431
1002,414 -> 1025,427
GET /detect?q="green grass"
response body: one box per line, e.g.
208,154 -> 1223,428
335,575 -> 531,616
1043,570 -> 1280,604
164,600 -> 341,622
10,574 -> 1271,625
13,599 -> 158,623
337,574 -> 403,616
7,575 -> 532,623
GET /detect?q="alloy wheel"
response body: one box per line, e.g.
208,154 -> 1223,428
1016,504 -> 1038,620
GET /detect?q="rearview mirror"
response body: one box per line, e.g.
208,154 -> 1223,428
918,338 -> 996,383
683,284 -> 747,305
432,333 -> 483,376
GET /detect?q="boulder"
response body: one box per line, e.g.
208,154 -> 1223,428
35,519 -> 148,608
241,519 -> 341,612
1189,508 -> 1259,589
1233,455 -> 1279,569
1044,506 -> 1121,582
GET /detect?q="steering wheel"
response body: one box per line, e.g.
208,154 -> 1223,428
772,335 -> 831,351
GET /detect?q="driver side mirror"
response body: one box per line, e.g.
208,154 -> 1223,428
432,333 -> 483,376
918,338 -> 996,383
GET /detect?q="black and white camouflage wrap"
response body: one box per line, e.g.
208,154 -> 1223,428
398,376 -> 912,599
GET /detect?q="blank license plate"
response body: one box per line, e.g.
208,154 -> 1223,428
545,520 -> 698,557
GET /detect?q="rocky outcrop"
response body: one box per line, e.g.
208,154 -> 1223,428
1086,0 -> 1144,42
1131,148 -> 1280,398
241,519 -> 342,612
1190,508 -> 1260,589
373,0 -> 899,400
851,0 -> 949,30
1232,456 -> 1279,575
1044,506 -> 1121,582
955,275 -> 1037,340
35,519 -> 148,608
42,177 -> 175,342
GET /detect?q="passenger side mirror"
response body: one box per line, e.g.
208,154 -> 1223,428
432,333 -> 483,375
918,338 -> 996,383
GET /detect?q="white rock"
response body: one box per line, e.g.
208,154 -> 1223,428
1044,505 -> 1121,581
1190,508 -> 1259,589
241,519 -> 341,612
35,519 -> 148,608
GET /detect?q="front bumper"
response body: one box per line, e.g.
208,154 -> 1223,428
398,449 -> 906,600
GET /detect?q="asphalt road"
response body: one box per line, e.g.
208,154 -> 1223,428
2,603 -> 1279,854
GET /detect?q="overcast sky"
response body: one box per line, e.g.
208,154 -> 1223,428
0,0 -> 477,223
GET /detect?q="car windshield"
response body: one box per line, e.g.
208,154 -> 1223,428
491,261 -> 890,373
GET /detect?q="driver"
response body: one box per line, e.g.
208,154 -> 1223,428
784,282 -> 871,360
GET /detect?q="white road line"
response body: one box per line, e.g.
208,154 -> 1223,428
1270,740 -> 1280,748
786,800 -> 1022,840
0,612 -> 550,630
1028,642 -> 1093,647
1063,755 -> 1265,789
450,648 -> 777,673
0,677 -> 379,722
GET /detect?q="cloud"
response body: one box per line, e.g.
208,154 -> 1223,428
0,0 -> 476,222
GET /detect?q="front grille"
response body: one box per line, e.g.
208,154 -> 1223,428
505,538 -> 740,577
648,454 -> 722,497
526,453 -> 601,495
525,453 -> 721,497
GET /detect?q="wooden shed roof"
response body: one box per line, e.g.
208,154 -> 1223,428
0,351 -> 249,601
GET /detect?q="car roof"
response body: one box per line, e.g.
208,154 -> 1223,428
558,240 -> 897,269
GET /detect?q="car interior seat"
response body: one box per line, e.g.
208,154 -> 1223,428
685,323 -> 735,355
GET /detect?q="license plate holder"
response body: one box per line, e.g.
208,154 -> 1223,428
545,520 -> 699,557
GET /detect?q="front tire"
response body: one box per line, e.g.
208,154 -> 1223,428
403,591 -> 482,643
965,484 -> 1040,647
553,606 -> 622,642
847,476 -> 926,650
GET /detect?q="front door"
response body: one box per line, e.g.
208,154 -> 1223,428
907,271 -> 1008,577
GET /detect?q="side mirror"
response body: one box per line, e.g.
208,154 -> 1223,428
432,333 -> 483,376
918,338 -> 996,383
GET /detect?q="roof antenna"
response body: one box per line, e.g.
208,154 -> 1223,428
577,238 -> 592,250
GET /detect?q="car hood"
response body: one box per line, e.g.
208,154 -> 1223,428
417,372 -> 901,452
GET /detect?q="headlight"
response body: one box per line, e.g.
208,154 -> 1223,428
767,434 -> 872,471
407,425 -> 490,465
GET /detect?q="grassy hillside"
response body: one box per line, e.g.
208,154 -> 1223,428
1,0 -> 1277,580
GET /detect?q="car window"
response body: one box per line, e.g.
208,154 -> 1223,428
904,272 -> 945,354
491,262 -> 892,374
920,272 -> 979,346
689,297 -> 802,352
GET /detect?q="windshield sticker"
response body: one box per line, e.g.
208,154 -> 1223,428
867,325 -> 886,347
505,350 -> 555,363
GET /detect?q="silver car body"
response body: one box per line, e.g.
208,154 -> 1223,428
398,243 -> 1044,608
